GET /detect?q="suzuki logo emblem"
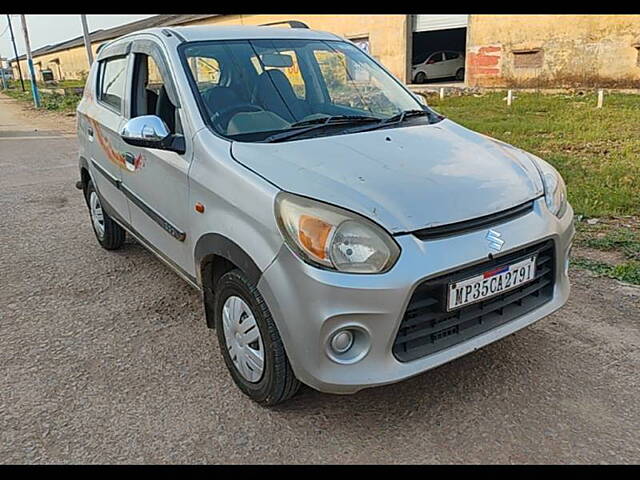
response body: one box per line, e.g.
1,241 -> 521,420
486,229 -> 505,252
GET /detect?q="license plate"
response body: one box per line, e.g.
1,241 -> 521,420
447,256 -> 537,311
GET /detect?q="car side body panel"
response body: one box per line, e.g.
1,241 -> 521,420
118,38 -> 195,274
80,89 -> 130,223
188,128 -> 284,282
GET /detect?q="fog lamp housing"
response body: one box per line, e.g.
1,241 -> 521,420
325,326 -> 370,364
330,330 -> 354,354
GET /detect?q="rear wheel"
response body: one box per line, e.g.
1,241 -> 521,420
214,269 -> 300,406
415,72 -> 427,84
85,180 -> 125,250
455,68 -> 465,81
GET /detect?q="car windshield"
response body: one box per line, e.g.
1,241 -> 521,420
180,38 -> 434,142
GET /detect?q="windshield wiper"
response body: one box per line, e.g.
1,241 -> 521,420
290,115 -> 380,128
342,109 -> 432,135
386,109 -> 431,124
263,115 -> 380,143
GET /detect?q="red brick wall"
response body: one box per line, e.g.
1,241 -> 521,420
466,45 -> 503,87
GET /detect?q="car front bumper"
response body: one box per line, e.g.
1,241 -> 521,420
258,197 -> 575,394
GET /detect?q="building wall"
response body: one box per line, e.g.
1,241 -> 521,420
186,14 -> 410,82
467,14 -> 640,88
11,14 -> 410,84
12,42 -> 104,82
11,15 -> 640,89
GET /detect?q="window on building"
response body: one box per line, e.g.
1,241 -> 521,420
350,37 -> 370,55
41,69 -> 54,82
513,49 -> 544,69
98,56 -> 127,113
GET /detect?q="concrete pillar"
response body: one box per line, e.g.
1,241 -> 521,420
404,14 -> 413,85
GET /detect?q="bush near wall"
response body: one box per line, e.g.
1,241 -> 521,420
3,80 -> 82,113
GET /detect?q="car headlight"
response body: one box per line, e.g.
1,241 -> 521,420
275,192 -> 400,274
532,156 -> 568,218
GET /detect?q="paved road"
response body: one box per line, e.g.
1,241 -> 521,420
1,94 -> 639,464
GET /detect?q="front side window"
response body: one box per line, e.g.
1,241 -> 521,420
427,52 -> 444,64
98,56 -> 127,113
181,39 -> 429,142
131,53 -> 180,134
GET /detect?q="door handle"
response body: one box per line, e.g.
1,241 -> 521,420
123,152 -> 136,171
87,126 -> 94,140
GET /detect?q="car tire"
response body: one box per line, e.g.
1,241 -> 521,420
85,180 -> 125,250
456,68 -> 465,81
214,269 -> 300,406
415,72 -> 426,84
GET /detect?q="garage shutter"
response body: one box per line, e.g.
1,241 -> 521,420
413,15 -> 468,33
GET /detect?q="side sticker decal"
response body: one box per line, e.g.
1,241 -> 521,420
89,117 -> 145,173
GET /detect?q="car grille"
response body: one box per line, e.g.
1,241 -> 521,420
411,200 -> 535,241
393,240 -> 555,363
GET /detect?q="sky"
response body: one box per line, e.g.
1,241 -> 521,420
0,15 -> 154,62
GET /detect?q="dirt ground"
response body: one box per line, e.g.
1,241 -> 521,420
0,93 -> 639,464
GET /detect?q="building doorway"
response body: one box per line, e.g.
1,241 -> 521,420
410,15 -> 468,85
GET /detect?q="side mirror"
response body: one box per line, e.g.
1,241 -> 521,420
120,115 -> 185,154
413,92 -> 428,106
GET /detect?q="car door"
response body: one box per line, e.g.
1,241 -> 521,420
444,51 -> 460,77
119,39 -> 194,276
84,51 -> 130,223
426,52 -> 445,78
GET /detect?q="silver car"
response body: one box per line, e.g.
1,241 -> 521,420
76,24 -> 574,405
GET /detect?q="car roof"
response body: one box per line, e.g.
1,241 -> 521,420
140,25 -> 343,43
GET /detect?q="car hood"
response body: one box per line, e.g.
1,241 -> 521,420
230,119 -> 544,234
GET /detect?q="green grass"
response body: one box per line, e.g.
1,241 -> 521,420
54,79 -> 85,88
572,217 -> 640,284
3,81 -> 82,113
427,92 -> 640,218
579,225 -> 640,260
571,257 -> 640,285
5,78 -> 85,90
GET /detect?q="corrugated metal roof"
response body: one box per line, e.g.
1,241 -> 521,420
11,14 -> 219,63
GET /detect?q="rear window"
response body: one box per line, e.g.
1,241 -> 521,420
98,56 -> 127,113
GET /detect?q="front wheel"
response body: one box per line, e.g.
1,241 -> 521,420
214,269 -> 300,406
455,68 -> 465,81
414,72 -> 427,84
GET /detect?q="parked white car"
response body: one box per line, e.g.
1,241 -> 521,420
76,25 -> 572,405
412,50 -> 465,83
